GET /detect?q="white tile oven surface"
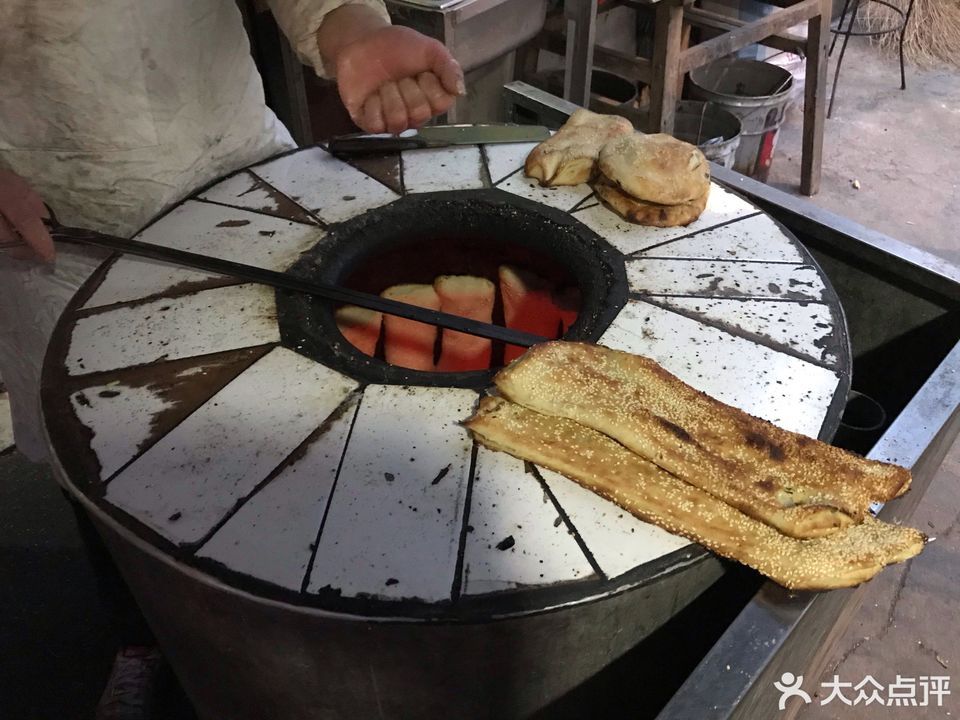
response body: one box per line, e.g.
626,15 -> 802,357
45,143 -> 849,617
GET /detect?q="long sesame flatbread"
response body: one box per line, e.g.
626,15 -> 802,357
465,397 -> 924,590
495,342 -> 911,539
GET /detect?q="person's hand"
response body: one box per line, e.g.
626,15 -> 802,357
0,169 -> 54,263
316,6 -> 464,134
336,26 -> 464,134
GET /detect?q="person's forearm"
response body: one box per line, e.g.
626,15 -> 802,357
316,4 -> 390,75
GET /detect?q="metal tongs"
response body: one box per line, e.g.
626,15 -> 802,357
10,219 -> 546,348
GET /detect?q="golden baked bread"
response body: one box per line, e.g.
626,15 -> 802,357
464,396 -> 925,590
495,342 -> 911,539
598,132 -> 710,205
593,177 -> 708,228
381,284 -> 440,371
524,109 -> 634,187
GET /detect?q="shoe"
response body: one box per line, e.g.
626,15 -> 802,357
95,646 -> 164,720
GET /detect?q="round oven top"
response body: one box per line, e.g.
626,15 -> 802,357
42,141 -> 850,619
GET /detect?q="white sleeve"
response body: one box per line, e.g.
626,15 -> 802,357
265,0 -> 391,79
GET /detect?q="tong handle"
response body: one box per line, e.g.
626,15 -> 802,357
39,219 -> 547,349
327,133 -> 428,155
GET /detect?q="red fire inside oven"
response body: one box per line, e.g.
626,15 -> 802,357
275,191 -> 625,386
336,262 -> 581,372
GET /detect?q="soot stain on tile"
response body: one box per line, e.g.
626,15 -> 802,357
431,464 -> 451,485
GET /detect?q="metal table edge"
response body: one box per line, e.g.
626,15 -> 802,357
656,339 -> 960,720
709,165 -> 960,304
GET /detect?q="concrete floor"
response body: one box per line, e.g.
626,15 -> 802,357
770,38 -> 960,720
769,39 -> 960,266
797,451 -> 960,719
0,450 -> 113,717
0,449 -> 196,719
1,37 -> 958,720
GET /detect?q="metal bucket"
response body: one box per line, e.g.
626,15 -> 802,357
833,390 -> 888,455
673,100 -> 742,169
766,51 -> 806,111
589,69 -> 639,107
689,59 -> 794,181
534,69 -> 638,110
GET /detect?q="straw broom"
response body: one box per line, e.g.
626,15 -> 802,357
860,0 -> 960,67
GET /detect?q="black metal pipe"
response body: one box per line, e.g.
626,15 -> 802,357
45,222 -> 548,349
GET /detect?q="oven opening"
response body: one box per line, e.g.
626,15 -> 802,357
336,235 -> 581,372
276,190 -> 627,388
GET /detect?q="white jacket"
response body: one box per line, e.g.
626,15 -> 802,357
0,0 -> 388,461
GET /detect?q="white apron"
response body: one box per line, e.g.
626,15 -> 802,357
0,0 -> 388,461
0,1 -> 304,461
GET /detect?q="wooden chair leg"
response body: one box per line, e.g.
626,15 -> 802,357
649,0 -> 685,134
563,0 -> 598,106
514,41 -> 540,83
675,21 -> 692,102
801,0 -> 831,196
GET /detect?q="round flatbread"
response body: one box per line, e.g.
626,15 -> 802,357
593,177 -> 709,227
598,133 -> 710,205
525,109 -> 634,187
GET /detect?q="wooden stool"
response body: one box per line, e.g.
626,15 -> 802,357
528,0 -> 832,196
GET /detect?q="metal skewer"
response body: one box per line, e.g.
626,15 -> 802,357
29,222 -> 548,349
